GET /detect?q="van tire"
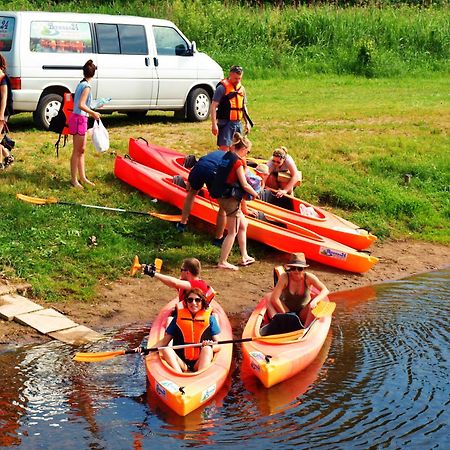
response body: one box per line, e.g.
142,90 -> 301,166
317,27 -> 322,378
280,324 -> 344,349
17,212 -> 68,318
186,88 -> 210,122
34,93 -> 63,130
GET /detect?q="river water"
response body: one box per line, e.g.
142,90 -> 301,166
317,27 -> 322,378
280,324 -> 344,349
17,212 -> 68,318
1,270 -> 449,449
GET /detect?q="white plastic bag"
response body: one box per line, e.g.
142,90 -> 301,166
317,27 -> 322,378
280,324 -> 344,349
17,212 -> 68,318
90,119 -> 109,153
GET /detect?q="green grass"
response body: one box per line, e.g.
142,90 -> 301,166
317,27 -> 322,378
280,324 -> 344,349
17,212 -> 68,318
1,74 -> 449,303
2,1 -> 449,77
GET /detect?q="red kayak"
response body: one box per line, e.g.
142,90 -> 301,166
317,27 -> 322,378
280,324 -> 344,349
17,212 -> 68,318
114,155 -> 378,273
128,137 -> 377,250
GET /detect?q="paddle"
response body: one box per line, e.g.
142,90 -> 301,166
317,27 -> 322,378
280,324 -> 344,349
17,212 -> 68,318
73,302 -> 336,363
16,193 -> 181,222
130,255 -> 163,276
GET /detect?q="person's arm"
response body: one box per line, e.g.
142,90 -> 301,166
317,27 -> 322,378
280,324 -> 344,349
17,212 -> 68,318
79,86 -> 100,120
236,165 -> 258,198
243,102 -> 252,134
154,272 -> 191,291
269,273 -> 289,314
305,272 -> 329,309
0,81 -> 7,124
134,332 -> 172,353
211,100 -> 219,136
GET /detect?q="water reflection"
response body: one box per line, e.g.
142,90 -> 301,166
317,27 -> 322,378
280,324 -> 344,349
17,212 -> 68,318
0,270 -> 449,449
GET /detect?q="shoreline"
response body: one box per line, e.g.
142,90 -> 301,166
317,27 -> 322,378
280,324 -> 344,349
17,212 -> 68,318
1,238 -> 449,345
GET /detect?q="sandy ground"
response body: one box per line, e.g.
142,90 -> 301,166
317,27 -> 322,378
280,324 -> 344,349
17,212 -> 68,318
1,239 -> 449,345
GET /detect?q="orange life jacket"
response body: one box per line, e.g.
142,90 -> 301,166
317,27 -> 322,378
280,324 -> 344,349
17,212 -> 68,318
175,305 -> 212,360
216,78 -> 245,121
62,92 -> 74,136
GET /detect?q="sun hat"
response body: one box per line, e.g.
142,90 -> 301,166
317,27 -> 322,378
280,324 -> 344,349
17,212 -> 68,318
284,252 -> 309,268
255,163 -> 269,175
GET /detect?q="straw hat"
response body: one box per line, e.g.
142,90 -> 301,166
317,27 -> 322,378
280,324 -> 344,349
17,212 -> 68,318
284,252 -> 309,268
255,163 -> 269,175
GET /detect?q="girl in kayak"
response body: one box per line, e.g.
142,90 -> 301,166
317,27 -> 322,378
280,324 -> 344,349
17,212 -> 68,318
267,252 -> 329,326
150,288 -> 221,373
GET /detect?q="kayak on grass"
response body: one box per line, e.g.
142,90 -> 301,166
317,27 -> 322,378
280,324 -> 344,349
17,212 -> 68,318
128,137 -> 377,251
114,155 -> 378,273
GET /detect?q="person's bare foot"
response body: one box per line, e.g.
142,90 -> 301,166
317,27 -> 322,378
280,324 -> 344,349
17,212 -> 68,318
81,178 -> 95,187
217,262 -> 239,271
71,181 -> 84,189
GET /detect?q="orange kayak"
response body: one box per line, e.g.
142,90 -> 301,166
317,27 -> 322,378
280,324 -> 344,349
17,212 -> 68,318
241,294 -> 332,388
114,155 -> 378,273
128,137 -> 377,250
145,298 -> 233,416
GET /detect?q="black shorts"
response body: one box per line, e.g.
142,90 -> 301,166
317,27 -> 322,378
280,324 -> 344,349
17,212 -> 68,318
188,164 -> 214,190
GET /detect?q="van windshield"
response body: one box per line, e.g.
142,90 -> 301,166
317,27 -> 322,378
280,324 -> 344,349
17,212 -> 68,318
0,16 -> 15,52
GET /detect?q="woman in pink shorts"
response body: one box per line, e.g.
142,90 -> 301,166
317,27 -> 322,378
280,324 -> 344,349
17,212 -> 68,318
68,59 -> 100,189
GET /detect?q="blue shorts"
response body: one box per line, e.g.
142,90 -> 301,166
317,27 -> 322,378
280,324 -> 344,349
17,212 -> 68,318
188,164 -> 215,191
217,120 -> 243,147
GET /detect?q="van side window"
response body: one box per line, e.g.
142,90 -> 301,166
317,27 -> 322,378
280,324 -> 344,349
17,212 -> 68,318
153,26 -> 189,56
0,16 -> 15,52
96,24 -> 148,55
30,21 -> 92,53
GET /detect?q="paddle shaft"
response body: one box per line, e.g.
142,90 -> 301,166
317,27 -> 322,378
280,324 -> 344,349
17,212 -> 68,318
56,201 -> 151,216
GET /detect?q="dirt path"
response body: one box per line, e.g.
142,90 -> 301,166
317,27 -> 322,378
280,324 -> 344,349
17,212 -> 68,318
1,239 -> 449,344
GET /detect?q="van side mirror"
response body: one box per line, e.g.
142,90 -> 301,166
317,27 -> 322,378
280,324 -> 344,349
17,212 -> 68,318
190,41 -> 197,55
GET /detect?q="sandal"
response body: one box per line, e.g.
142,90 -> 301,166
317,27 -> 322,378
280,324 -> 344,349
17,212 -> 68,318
240,256 -> 256,266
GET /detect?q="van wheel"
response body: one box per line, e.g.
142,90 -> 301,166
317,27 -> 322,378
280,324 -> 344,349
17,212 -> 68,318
34,93 -> 63,129
186,88 -> 210,122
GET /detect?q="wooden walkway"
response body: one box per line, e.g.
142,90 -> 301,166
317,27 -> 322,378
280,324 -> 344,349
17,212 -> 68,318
0,284 -> 103,345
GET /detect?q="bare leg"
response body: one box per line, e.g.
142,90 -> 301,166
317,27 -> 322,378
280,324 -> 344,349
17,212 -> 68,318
70,134 -> 84,188
195,346 -> 214,371
218,215 -> 239,270
161,348 -> 187,373
215,206 -> 226,239
77,134 -> 95,186
181,188 -> 198,224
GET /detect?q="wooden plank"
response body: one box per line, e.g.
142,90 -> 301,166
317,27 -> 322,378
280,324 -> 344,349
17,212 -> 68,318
14,308 -> 78,334
0,294 -> 43,321
49,326 -> 104,345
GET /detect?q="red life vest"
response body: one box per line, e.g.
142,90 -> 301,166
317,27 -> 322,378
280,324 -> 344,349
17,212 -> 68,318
62,92 -> 74,136
175,305 -> 212,360
216,78 -> 245,121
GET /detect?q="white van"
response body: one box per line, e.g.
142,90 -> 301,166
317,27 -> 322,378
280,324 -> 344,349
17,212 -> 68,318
0,11 -> 224,128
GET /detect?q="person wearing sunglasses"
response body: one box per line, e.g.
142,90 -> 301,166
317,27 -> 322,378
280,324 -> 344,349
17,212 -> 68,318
142,257 -> 214,304
210,65 -> 252,151
152,288 -> 221,373
267,252 -> 329,326
266,146 -> 301,198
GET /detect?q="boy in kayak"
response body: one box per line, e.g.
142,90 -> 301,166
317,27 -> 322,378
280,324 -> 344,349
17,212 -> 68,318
142,257 -> 214,304
267,252 -> 329,326
149,288 -> 221,373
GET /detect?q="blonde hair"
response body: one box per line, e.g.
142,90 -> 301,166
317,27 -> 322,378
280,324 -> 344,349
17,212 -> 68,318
272,146 -> 288,159
232,132 -> 251,151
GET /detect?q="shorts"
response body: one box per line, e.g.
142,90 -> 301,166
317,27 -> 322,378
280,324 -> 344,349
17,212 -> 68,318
188,163 -> 214,191
218,197 -> 242,218
68,113 -> 88,136
217,120 -> 243,147
184,359 -> 198,372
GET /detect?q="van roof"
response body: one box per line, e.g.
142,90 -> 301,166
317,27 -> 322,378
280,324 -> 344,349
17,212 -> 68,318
0,11 -> 176,28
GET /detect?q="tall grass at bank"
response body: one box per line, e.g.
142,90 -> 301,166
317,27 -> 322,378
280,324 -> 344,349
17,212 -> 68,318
1,75 -> 449,302
3,1 -> 450,77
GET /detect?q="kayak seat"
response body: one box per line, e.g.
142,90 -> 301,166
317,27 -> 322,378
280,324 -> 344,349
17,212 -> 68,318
259,312 -> 303,336
173,175 -> 187,189
259,188 -> 294,211
183,154 -> 197,169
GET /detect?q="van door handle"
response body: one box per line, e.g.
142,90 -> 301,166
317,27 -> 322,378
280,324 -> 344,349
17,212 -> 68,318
153,57 -> 159,67
145,57 -> 150,67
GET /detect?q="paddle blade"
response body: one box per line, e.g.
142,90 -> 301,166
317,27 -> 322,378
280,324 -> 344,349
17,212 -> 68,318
16,193 -> 58,205
149,212 -> 182,222
73,349 -> 126,362
130,255 -> 142,276
154,258 -> 163,273
312,301 -> 336,318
